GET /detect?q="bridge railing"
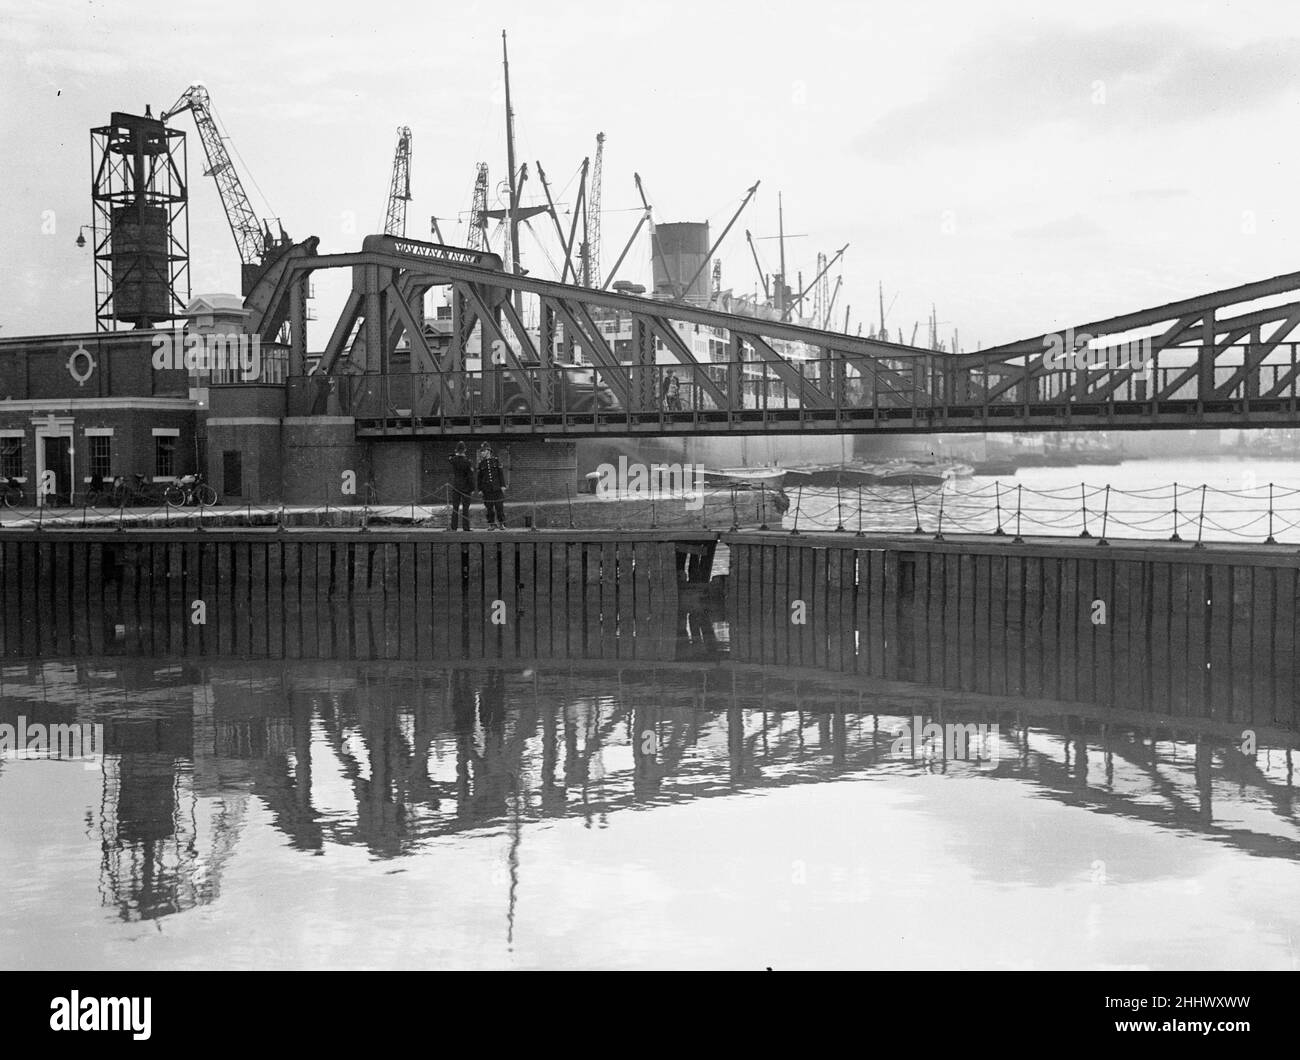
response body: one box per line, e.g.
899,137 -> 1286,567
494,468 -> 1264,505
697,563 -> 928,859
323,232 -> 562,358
287,343 -> 1300,425
289,358 -> 936,420
952,343 -> 1300,407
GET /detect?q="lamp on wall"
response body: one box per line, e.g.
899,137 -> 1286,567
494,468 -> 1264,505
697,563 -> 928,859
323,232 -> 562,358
75,225 -> 90,248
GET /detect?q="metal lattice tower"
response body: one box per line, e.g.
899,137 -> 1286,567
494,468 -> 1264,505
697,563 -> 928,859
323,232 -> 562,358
384,126 -> 413,237
468,163 -> 489,251
90,108 -> 189,331
585,132 -> 605,288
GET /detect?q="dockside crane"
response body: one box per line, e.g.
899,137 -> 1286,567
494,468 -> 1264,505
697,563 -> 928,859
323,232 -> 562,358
161,84 -> 290,294
383,126 -> 413,237
584,132 -> 604,288
467,163 -> 489,251
789,243 -> 848,322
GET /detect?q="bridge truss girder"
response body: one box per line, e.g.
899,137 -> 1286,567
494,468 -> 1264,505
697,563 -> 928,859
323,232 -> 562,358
243,235 -> 1300,434
246,233 -> 930,422
964,267 -> 1300,410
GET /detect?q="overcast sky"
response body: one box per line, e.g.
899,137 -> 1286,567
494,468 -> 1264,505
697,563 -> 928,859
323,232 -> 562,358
3,0 -> 1300,349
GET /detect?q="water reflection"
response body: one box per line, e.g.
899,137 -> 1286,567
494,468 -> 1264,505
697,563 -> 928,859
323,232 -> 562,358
2,658 -> 1298,942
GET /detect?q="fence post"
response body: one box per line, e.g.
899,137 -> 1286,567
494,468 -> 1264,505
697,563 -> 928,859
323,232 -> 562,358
834,480 -> 845,532
993,481 -> 1005,536
730,487 -> 739,532
1169,481 -> 1181,541
1194,484 -> 1206,549
1266,482 -> 1277,544
359,482 -> 371,533
856,484 -> 865,537
1097,485 -> 1111,546
1078,482 -> 1091,538
933,486 -> 945,541
1013,484 -> 1024,544
565,482 -> 575,529
910,482 -> 923,534
790,484 -> 803,536
277,503 -> 287,533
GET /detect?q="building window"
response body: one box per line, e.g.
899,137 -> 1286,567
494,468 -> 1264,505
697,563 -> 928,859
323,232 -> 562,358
89,435 -> 112,479
0,436 -> 23,479
154,434 -> 177,478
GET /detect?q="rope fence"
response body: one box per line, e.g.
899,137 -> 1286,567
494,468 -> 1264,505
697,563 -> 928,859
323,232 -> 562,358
781,480 -> 1300,545
5,477 -> 1300,545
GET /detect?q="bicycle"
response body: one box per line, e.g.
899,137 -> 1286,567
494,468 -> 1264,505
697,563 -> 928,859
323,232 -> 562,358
164,473 -> 218,508
0,477 -> 24,509
85,477 -> 114,509
110,473 -> 167,508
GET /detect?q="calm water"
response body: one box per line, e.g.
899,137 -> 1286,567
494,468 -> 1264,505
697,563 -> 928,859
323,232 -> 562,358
3,453 -> 1299,970
2,657 -> 1299,970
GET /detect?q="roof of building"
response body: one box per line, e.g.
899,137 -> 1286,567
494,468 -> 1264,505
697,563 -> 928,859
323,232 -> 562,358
185,293 -> 246,313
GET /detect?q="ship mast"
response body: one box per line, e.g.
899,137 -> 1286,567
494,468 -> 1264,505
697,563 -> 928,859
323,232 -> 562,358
777,192 -> 787,318
502,30 -> 523,315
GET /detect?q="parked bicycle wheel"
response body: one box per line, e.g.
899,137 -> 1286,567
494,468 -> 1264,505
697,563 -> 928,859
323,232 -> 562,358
196,483 -> 218,506
1,485 -> 21,509
163,483 -> 186,507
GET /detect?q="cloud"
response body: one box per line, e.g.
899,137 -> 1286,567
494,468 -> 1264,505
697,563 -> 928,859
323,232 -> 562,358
24,48 -> 129,76
1125,187 -> 1190,201
855,23 -> 1300,159
1013,213 -> 1105,240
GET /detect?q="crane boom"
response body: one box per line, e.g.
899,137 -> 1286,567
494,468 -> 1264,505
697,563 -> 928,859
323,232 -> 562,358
675,180 -> 760,303
745,229 -> 770,300
467,163 -> 489,251
384,126 -> 413,237
586,132 -> 604,288
161,84 -> 281,267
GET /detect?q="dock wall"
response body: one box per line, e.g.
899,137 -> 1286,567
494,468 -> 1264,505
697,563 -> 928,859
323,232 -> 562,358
0,530 -> 710,664
724,533 -> 1299,727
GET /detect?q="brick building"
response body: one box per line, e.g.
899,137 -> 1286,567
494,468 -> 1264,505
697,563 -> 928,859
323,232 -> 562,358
0,330 -> 198,504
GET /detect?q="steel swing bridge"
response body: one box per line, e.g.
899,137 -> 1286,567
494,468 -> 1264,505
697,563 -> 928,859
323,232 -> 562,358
243,233 -> 1300,438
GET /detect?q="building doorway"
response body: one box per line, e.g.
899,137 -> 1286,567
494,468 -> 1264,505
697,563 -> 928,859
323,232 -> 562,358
34,420 -> 74,506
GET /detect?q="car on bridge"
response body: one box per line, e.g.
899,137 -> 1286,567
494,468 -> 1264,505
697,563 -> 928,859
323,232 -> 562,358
480,359 -> 623,416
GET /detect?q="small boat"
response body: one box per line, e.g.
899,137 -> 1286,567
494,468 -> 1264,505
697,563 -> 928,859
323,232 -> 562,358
704,466 -> 787,489
878,466 -> 946,486
784,463 -> 889,487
